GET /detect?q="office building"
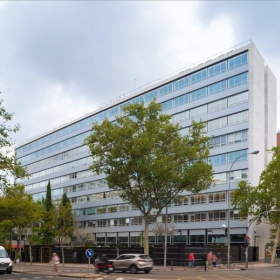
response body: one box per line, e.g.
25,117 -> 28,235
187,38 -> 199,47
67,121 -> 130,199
15,41 -> 276,259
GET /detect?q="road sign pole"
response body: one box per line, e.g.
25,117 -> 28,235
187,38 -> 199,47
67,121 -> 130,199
88,257 -> 90,274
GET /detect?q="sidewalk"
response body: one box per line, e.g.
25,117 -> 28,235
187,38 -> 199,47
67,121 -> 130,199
12,261 -> 280,278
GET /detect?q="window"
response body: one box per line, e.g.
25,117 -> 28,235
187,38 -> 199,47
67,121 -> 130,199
190,69 -> 207,84
190,194 -> 206,205
190,105 -> 207,118
229,169 -> 248,182
208,211 -> 226,221
190,212 -> 206,222
228,52 -> 248,70
131,217 -> 143,225
119,204 -> 129,212
108,106 -> 119,117
119,218 -> 130,226
97,220 -> 107,227
208,98 -> 227,113
228,72 -> 248,88
158,83 -> 173,96
174,214 -> 188,223
228,91 -> 248,107
209,135 -> 227,148
213,173 -> 227,184
174,93 -> 189,107
209,154 -> 226,166
228,111 -> 248,126
207,117 -> 227,131
145,89 -> 158,103
162,100 -> 173,111
208,80 -> 227,95
209,192 -> 226,203
208,61 -> 227,77
190,87 -> 207,101
228,130 -> 248,144
228,150 -> 248,164
172,110 -> 190,123
96,207 -> 106,214
173,196 -> 188,206
174,76 -> 189,90
107,205 -> 117,213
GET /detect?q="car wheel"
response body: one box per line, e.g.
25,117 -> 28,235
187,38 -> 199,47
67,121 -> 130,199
129,265 -> 137,274
7,271 -> 12,275
144,270 -> 151,274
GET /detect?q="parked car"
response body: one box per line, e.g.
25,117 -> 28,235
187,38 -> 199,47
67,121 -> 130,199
110,253 -> 153,274
0,246 -> 13,274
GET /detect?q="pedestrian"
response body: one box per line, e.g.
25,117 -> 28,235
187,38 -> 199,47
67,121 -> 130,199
188,252 -> 195,269
212,254 -> 218,268
207,251 -> 213,270
50,252 -> 60,274
73,251 -> 77,264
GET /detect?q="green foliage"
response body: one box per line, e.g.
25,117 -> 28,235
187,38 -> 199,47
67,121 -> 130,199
232,147 -> 280,263
86,100 -> 213,253
0,93 -> 28,190
36,181 -> 56,245
0,184 -> 43,252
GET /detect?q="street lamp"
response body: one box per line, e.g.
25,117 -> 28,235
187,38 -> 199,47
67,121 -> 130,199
227,150 -> 259,269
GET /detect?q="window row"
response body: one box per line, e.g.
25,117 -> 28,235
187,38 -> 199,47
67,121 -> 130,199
207,111 -> 248,131
164,73 -> 248,112
32,179 -> 108,201
24,145 -> 89,171
25,169 -> 93,191
209,149 -> 248,166
172,91 -> 248,123
17,52 -> 248,156
18,131 -> 91,164
209,129 -> 248,148
26,156 -> 93,181
78,210 -> 241,228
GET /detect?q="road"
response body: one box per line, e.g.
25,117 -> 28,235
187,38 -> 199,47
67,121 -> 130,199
1,267 -> 280,280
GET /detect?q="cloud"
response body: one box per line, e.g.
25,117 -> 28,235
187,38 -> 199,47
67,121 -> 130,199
0,1 -> 279,144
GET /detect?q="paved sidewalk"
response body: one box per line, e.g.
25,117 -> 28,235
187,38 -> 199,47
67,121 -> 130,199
12,261 -> 280,278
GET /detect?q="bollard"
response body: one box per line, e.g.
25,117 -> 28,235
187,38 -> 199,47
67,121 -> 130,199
171,260 -> 173,271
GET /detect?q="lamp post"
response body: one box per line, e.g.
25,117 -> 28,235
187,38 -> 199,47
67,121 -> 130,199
163,205 -> 168,271
227,150 -> 259,269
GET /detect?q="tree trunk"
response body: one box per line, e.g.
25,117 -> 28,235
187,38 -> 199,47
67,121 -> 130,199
29,245 -> 33,265
144,218 -> 149,255
60,240 -> 65,266
271,221 -> 280,264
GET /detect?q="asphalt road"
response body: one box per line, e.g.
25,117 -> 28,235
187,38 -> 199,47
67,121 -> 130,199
2,267 -> 280,280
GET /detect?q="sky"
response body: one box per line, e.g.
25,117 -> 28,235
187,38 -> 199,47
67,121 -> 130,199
0,1 -> 279,145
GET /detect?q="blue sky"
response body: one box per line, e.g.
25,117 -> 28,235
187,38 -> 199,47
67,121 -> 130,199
0,1 -> 279,144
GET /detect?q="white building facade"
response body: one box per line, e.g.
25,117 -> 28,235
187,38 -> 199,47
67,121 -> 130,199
16,41 -> 276,259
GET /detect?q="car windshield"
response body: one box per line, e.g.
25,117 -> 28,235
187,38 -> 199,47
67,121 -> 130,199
0,250 -> 8,258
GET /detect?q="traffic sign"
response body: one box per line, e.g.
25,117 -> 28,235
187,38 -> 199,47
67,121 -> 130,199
245,236 -> 250,241
85,249 -> 94,258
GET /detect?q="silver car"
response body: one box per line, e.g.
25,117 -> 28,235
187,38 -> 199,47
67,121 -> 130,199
110,253 -> 153,274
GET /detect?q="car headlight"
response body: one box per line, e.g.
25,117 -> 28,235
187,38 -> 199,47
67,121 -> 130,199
8,262 -> 13,267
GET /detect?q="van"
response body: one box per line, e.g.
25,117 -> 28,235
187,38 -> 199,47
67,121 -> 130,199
0,246 -> 13,274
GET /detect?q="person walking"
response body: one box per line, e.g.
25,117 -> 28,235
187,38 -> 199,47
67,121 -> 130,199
188,252 -> 195,269
50,253 -> 60,274
73,251 -> 77,264
207,251 -> 213,270
212,254 -> 218,268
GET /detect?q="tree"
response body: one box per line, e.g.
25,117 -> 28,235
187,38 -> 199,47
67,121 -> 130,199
56,193 -> 74,265
232,147 -> 280,264
73,227 -> 94,247
86,100 -> 213,254
0,184 -> 43,263
38,182 -> 56,245
0,93 -> 28,190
